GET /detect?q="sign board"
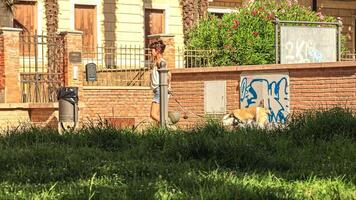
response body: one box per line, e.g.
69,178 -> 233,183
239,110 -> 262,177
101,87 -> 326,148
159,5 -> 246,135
280,26 -> 337,64
69,52 -> 82,63
85,63 -> 97,81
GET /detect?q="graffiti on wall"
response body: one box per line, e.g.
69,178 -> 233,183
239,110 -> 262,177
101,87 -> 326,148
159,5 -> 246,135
240,73 -> 290,123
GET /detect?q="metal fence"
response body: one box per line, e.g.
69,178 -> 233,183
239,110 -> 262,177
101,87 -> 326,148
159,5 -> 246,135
175,47 -> 218,68
81,45 -> 223,87
341,52 -> 356,61
82,45 -> 151,87
20,33 -> 65,103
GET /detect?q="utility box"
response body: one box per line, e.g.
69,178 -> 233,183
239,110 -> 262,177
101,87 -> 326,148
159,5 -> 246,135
58,87 -> 78,122
85,63 -> 97,81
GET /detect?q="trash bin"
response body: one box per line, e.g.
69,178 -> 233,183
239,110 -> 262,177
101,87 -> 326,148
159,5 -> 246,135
58,87 -> 78,123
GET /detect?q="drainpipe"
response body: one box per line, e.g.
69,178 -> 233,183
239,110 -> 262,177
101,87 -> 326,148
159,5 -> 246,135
312,0 -> 317,12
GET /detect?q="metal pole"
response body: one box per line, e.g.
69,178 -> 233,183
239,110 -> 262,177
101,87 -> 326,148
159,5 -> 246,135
158,61 -> 169,127
337,17 -> 343,61
274,17 -> 280,64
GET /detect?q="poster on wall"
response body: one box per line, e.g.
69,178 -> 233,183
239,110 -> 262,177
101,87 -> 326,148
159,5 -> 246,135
240,72 -> 290,123
280,26 -> 337,64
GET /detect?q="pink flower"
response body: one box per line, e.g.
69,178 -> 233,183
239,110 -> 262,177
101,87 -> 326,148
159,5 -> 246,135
267,12 -> 274,20
233,19 -> 240,25
316,12 -> 325,20
252,9 -> 258,16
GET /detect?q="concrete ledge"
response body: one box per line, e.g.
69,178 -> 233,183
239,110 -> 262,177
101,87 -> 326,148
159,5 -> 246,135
171,61 -> 356,74
59,30 -> 83,35
0,27 -> 22,33
83,86 -> 151,90
0,102 -> 85,110
0,103 -> 58,110
147,34 -> 175,38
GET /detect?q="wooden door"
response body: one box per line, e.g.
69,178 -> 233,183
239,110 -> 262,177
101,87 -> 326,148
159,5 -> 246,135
13,2 -> 37,56
75,5 -> 97,53
144,9 -> 165,47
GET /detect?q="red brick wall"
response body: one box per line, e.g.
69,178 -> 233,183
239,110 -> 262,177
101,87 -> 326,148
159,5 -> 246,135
81,88 -> 153,127
29,107 -> 58,128
290,67 -> 356,111
0,35 -> 4,102
169,68 -> 240,127
169,63 -> 356,127
209,0 -> 242,8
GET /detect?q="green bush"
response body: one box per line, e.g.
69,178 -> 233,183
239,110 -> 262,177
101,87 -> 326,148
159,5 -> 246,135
186,0 -> 336,65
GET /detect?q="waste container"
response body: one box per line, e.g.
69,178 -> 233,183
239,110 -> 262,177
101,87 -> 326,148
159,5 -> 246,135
58,87 -> 78,123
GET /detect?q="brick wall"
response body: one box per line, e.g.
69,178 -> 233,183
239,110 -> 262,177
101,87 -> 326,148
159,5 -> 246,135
169,67 -> 240,127
0,28 -> 22,103
169,62 -> 356,127
29,107 -> 58,128
290,67 -> 356,110
209,0 -> 242,8
0,34 -> 4,102
80,87 -> 153,127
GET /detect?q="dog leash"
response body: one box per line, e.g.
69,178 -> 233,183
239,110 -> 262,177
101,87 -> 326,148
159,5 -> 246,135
170,92 -> 205,118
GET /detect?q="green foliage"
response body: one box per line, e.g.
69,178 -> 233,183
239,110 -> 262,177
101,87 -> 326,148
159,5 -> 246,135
186,0 -> 336,66
0,108 -> 355,199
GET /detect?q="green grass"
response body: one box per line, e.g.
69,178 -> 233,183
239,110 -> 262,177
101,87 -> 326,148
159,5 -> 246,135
0,107 -> 355,199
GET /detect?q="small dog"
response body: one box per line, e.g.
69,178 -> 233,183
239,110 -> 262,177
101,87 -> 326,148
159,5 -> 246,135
222,100 -> 270,129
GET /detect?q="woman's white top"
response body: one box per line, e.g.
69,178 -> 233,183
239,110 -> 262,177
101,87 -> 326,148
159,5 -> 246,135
150,58 -> 169,91
150,65 -> 159,90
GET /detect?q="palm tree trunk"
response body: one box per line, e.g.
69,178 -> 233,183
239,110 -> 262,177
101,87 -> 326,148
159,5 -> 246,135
181,0 -> 208,43
45,0 -> 59,100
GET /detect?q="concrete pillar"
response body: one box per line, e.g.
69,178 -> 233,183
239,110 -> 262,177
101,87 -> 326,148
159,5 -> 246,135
60,31 -> 84,128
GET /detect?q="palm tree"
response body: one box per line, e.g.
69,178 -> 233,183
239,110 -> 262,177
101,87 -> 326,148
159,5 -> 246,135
181,0 -> 208,43
45,0 -> 58,37
44,0 -> 60,101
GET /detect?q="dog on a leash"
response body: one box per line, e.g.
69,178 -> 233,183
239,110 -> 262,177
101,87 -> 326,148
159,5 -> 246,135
222,100 -> 270,129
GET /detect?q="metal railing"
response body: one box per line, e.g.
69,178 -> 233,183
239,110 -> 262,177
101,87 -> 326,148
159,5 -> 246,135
81,45 -> 231,86
175,47 -> 219,68
20,33 -> 65,103
82,45 -> 151,87
341,52 -> 356,61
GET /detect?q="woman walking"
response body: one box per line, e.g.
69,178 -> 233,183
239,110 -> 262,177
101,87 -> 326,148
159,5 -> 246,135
149,40 -> 171,124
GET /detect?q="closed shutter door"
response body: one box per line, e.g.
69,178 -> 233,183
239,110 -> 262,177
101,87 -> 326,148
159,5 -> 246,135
145,9 -> 165,47
13,2 -> 37,56
75,5 -> 97,53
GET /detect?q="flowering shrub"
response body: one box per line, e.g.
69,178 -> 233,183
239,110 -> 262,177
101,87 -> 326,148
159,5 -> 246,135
186,0 -> 336,66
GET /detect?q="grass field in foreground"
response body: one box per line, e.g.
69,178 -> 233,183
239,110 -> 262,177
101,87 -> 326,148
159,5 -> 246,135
0,108 -> 355,199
